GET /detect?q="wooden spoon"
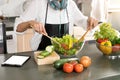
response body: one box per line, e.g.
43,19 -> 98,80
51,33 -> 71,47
79,29 -> 90,42
41,33 -> 61,47
42,33 -> 69,50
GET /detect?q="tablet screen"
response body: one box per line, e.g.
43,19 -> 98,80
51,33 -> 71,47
1,55 -> 30,67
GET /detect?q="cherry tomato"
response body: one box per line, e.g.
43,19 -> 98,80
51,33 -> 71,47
74,63 -> 84,73
61,43 -> 69,50
80,56 -> 91,68
97,38 -> 108,43
63,63 -> 73,73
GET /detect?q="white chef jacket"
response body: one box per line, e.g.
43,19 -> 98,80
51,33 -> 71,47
0,0 -> 26,16
90,0 -> 108,22
14,0 -> 88,50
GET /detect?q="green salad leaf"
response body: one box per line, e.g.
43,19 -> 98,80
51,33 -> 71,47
94,23 -> 118,42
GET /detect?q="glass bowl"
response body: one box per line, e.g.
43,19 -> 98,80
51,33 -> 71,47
51,35 -> 85,58
53,41 -> 85,58
96,41 -> 120,56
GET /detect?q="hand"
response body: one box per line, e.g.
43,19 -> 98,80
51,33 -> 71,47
29,20 -> 47,35
87,17 -> 98,30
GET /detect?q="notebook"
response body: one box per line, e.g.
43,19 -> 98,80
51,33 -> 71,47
1,55 -> 30,67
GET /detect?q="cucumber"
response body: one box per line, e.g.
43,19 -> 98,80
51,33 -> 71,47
53,58 -> 78,69
40,51 -> 51,57
45,45 -> 54,53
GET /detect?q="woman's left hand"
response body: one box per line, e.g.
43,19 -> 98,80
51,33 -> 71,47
87,17 -> 98,30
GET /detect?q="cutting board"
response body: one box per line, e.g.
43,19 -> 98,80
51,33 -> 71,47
34,51 -> 60,65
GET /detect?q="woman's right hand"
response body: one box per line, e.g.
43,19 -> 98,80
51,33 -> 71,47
29,20 -> 47,35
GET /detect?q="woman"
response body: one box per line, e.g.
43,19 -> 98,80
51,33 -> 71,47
14,0 -> 98,50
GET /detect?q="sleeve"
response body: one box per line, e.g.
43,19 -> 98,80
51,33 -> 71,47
0,1 -> 24,16
14,0 -> 42,51
90,0 -> 108,22
30,32 -> 42,51
69,0 -> 88,29
14,0 -> 38,34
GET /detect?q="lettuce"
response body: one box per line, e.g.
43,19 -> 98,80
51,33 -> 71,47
94,23 -> 118,42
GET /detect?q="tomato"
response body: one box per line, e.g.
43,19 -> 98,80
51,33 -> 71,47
63,63 -> 73,73
80,56 -> 91,68
74,63 -> 84,73
97,38 -> 108,43
61,43 -> 69,50
112,44 -> 120,52
69,60 -> 78,67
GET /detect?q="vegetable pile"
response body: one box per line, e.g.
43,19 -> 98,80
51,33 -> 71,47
53,56 -> 92,73
52,34 -> 84,56
94,23 -> 120,45
94,23 -> 120,54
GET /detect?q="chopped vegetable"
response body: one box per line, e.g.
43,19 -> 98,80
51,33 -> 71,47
40,51 -> 51,57
45,45 -> 54,53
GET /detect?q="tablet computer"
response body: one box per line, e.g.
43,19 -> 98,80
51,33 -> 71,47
1,55 -> 30,67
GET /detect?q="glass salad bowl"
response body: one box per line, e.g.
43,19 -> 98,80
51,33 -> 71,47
51,34 -> 85,58
93,23 -> 120,58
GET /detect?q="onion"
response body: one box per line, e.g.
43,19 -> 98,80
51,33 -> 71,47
80,56 -> 91,68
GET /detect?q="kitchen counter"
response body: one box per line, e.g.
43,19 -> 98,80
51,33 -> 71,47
0,40 -> 120,80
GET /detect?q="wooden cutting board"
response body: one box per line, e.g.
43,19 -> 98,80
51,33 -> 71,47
34,51 -> 60,65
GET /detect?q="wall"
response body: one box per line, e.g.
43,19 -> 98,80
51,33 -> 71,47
109,0 -> 120,8
108,0 -> 120,31
74,0 -> 92,17
108,12 -> 120,31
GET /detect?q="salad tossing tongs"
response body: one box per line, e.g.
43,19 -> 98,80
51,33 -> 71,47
41,33 -> 61,46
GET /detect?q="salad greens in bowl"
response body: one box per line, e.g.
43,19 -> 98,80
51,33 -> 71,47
51,34 -> 85,58
94,23 -> 120,56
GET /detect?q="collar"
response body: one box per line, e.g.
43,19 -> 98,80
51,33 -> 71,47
48,0 -> 68,10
